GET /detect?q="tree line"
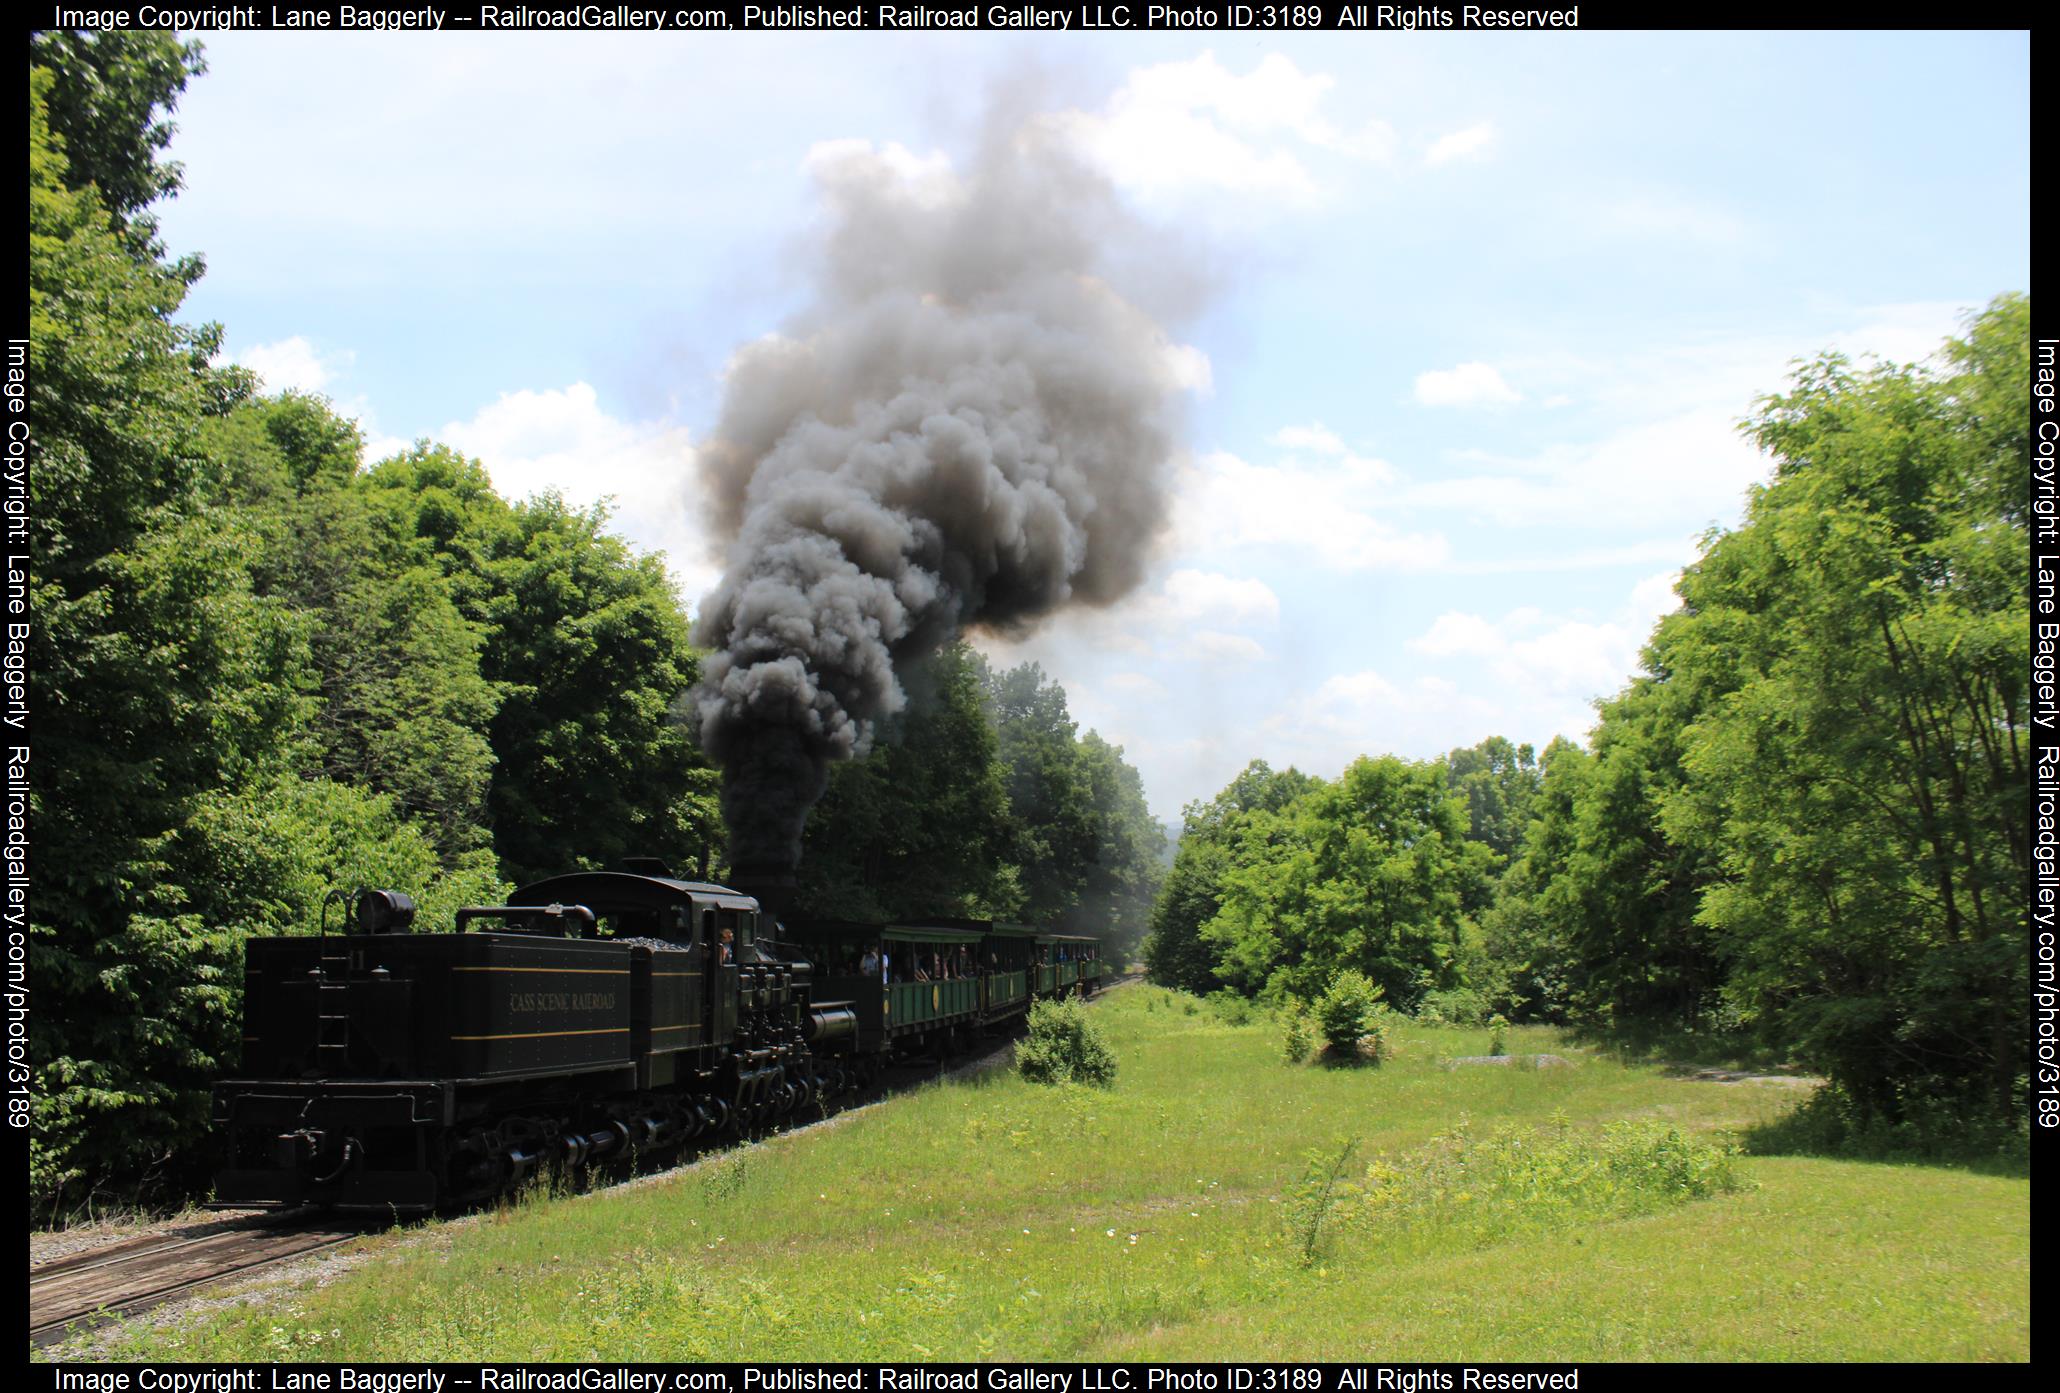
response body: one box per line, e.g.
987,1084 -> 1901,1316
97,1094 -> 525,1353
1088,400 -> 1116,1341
1150,295 -> 2031,1156
27,34 -> 1163,1211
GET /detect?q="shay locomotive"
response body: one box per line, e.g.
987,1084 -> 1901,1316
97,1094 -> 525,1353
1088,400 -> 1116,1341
212,868 -> 1104,1210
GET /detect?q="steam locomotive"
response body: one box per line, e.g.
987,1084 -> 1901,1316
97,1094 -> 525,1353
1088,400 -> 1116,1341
211,866 -> 1104,1211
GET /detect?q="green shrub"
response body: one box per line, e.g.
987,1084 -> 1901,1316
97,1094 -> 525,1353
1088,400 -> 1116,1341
1416,987 -> 1490,1027
1016,997 -> 1117,1088
1314,970 -> 1382,1056
1487,1013 -> 1509,1056
1206,989 -> 1255,1026
1281,1006 -> 1313,1065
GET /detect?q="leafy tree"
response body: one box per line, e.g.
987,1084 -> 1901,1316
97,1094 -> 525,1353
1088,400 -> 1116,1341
1477,737 -> 1590,1021
1442,735 -> 1542,865
1063,730 -> 1165,961
203,396 -> 501,862
1519,665 -> 1724,1031
1666,298 -> 2031,1125
1203,755 -> 1493,1008
980,660 -> 1101,924
29,30 -> 203,251
365,447 -> 709,883
1145,760 -> 1313,994
27,52 -> 303,1206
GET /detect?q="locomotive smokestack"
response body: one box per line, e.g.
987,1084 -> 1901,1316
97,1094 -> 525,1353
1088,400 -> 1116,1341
691,108 -> 1200,871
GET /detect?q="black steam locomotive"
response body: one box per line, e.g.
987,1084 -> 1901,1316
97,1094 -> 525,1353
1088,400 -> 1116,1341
211,868 -> 1104,1211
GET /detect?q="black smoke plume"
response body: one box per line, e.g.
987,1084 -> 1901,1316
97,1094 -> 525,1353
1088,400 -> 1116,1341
691,120 -> 1195,872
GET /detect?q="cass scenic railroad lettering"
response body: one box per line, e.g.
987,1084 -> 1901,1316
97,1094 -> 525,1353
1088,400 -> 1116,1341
507,991 -> 617,1014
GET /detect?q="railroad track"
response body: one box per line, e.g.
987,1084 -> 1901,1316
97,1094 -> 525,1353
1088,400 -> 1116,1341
30,1213 -> 365,1347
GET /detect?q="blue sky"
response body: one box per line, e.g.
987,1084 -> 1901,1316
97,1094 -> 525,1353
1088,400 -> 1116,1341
156,29 -> 2030,824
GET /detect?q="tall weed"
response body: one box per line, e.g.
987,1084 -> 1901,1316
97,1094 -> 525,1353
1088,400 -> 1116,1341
1359,1119 -> 1749,1250
1281,1137 -> 1361,1266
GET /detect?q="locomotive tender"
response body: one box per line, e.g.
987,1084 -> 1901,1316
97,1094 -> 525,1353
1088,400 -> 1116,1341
212,867 -> 1103,1210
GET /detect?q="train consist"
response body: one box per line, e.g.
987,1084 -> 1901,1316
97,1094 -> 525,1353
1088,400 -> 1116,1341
212,868 -> 1104,1211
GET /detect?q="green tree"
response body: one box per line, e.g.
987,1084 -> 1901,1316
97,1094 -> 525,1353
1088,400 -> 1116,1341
1063,730 -> 1165,963
1145,760 -> 1313,994
1477,737 -> 1590,1021
203,395 -> 501,862
1203,755 -> 1493,1008
29,31 -> 203,251
1524,664 -> 1724,1031
1442,735 -> 1542,865
27,52 -> 306,1205
365,447 -> 709,883
979,660 -> 1100,923
1668,298 -> 2030,1125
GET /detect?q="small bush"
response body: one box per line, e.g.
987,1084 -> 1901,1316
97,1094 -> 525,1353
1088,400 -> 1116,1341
1206,989 -> 1255,1026
1281,1005 -> 1313,1065
1314,970 -> 1383,1056
1416,987 -> 1490,1027
1487,1013 -> 1509,1056
1017,997 -> 1117,1088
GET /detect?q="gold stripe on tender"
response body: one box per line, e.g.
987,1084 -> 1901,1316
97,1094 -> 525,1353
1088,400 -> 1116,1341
451,1028 -> 631,1041
649,971 -> 701,978
451,967 -> 630,976
649,1024 -> 700,1033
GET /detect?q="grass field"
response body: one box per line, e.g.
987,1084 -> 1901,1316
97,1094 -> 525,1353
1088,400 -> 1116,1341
89,986 -> 2029,1362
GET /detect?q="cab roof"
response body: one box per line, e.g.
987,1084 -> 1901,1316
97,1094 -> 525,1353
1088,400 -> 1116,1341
509,871 -> 761,914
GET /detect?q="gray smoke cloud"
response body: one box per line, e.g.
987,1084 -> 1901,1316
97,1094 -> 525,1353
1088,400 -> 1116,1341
691,119 -> 1198,872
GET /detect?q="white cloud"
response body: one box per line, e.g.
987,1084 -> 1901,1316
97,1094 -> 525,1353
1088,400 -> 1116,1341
360,428 -> 415,467
1256,667 -> 1520,781
1272,422 -> 1349,455
1045,51 -> 1394,202
1183,630 -> 1269,664
233,336 -> 351,394
1407,611 -> 1504,659
803,138 -> 957,208
1239,569 -> 1688,783
1158,568 -> 1281,627
1404,304 -> 1971,540
434,383 -> 716,601
1107,671 -> 1170,699
973,565 -> 1277,681
1406,567 -> 1685,708
1824,300 -> 1970,368
1403,407 -> 1768,529
1424,121 -> 1497,167
1159,341 -> 1216,396
1413,361 -> 1522,408
1174,448 -> 1442,572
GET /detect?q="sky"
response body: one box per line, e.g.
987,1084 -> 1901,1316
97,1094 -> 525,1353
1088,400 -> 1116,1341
154,28 -> 2031,827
